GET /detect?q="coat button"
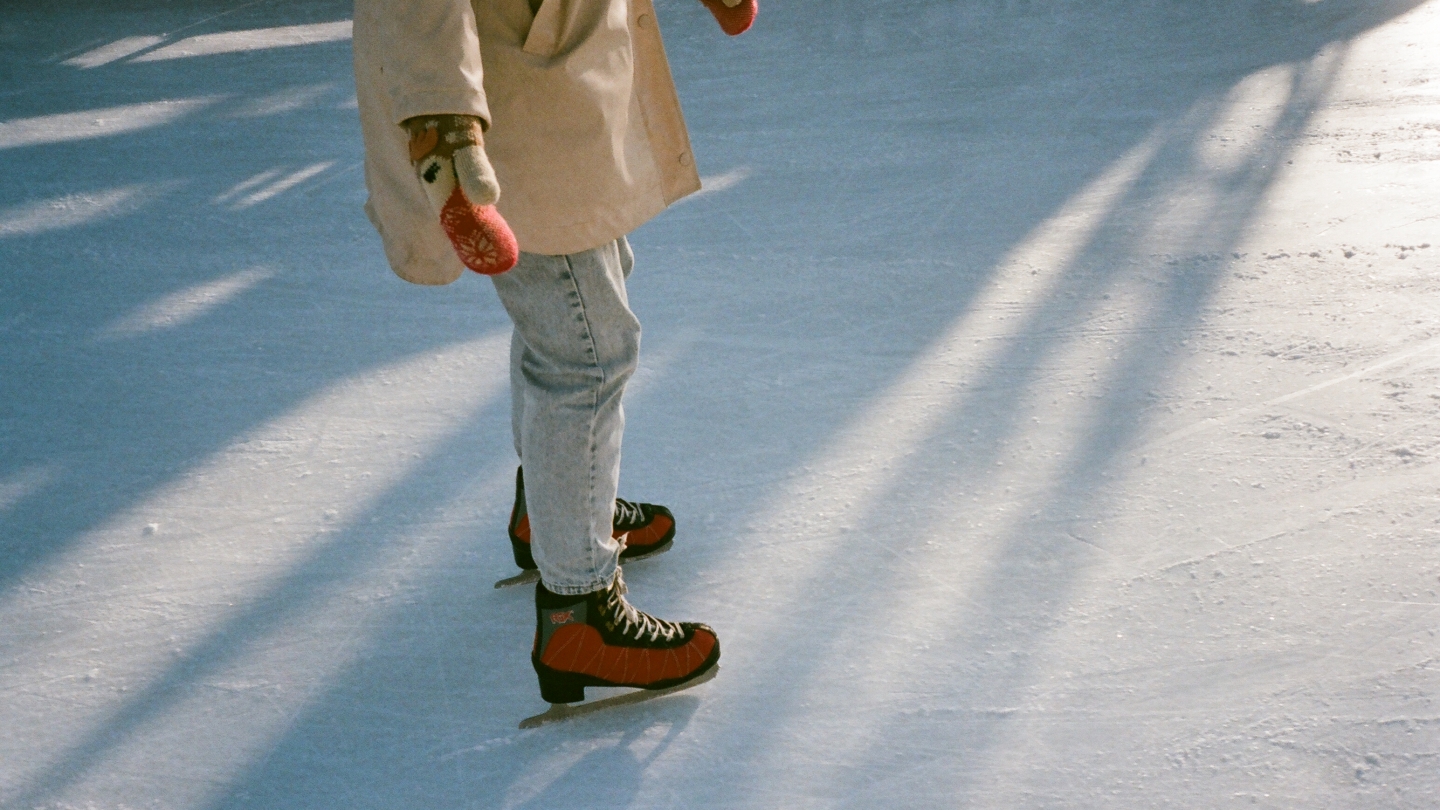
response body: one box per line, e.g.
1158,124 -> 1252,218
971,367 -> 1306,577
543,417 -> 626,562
678,151 -> 691,166
636,13 -> 651,27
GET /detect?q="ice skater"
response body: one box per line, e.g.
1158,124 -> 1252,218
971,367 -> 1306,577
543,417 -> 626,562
351,0 -> 757,722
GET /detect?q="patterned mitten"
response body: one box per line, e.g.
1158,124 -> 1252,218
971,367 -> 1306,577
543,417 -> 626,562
700,0 -> 757,36
404,114 -> 518,276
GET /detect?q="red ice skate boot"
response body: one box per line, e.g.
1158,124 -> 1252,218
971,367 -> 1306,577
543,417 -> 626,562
700,0 -> 757,36
507,466 -> 676,570
532,571 -> 720,704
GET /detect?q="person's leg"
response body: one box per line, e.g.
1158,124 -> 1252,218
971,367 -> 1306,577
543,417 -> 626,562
501,235 -> 674,575
494,236 -> 718,704
508,238 -> 630,458
491,237 -> 638,594
509,324 -> 524,459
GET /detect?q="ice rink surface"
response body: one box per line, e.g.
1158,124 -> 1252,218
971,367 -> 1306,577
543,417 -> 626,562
2,0 -> 1439,807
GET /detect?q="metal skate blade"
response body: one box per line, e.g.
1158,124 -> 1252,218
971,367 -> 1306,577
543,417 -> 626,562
493,569 -> 540,589
518,665 -> 719,729
494,544 -> 670,590
619,540 -> 672,565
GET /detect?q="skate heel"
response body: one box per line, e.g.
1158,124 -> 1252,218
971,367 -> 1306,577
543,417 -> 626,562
536,669 -> 587,704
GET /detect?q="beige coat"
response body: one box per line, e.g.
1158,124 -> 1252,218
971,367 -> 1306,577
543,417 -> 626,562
353,0 -> 701,285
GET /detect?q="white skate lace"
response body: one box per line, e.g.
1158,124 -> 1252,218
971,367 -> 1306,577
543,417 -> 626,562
607,570 -> 682,643
612,497 -> 645,529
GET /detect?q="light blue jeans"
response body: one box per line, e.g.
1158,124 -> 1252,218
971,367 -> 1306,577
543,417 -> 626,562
489,236 -> 638,595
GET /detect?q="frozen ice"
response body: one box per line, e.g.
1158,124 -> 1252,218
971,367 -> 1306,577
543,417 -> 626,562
2,0 -> 1439,808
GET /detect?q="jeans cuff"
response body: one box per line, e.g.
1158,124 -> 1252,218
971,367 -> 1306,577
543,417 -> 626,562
540,563 -> 619,596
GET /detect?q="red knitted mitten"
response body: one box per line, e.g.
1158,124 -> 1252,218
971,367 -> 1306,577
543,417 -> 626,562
700,0 -> 757,36
439,187 -> 519,276
405,115 -> 518,276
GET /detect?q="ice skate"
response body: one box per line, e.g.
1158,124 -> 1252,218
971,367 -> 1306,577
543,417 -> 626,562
497,467 -> 676,588
519,571 -> 719,728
